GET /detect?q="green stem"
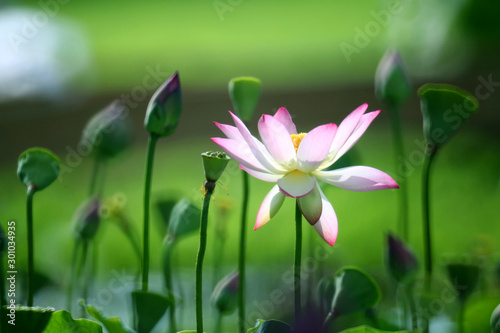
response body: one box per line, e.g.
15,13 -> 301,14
26,185 -> 36,307
213,311 -> 223,333
294,200 -> 302,321
77,240 -> 89,299
195,181 -> 215,333
238,171 -> 249,333
88,157 -> 101,197
458,302 -> 465,333
388,104 -> 409,241
142,134 -> 159,292
403,283 -> 418,330
66,240 -> 81,311
422,149 -> 436,290
163,240 -> 176,333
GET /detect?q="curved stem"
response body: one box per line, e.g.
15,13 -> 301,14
422,150 -> 436,291
142,134 -> 159,292
195,181 -> 215,333
88,158 -> 101,197
388,104 -> 409,241
163,240 -> 176,333
238,171 -> 249,333
26,185 -> 36,307
66,240 -> 81,311
294,200 -> 302,321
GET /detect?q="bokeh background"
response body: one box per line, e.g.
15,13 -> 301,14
1,0 -> 500,330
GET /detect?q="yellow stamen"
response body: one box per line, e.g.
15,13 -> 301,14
290,133 -> 307,153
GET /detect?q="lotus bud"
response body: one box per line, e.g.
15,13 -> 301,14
212,272 -> 239,315
375,50 -> 412,107
144,71 -> 182,137
386,233 -> 418,284
81,99 -> 133,159
74,197 -> 101,241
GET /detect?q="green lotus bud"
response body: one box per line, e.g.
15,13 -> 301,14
212,271 -> 238,315
375,50 -> 412,107
228,77 -> 261,122
446,262 -> 480,303
17,148 -> 60,191
81,100 -> 133,159
201,151 -> 230,183
329,267 -> 381,318
418,84 -> 479,150
386,233 -> 418,284
73,197 -> 101,240
144,71 -> 182,137
491,303 -> 500,333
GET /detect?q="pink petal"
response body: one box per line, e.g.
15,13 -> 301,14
229,111 -> 285,174
296,123 -> 337,173
314,188 -> 338,246
320,104 -> 368,168
211,137 -> 268,173
332,110 -> 380,164
297,184 -> 322,225
277,170 -> 316,198
314,166 -> 399,192
255,185 -> 285,230
273,107 -> 297,135
240,165 -> 282,182
258,114 -> 297,169
214,122 -> 244,141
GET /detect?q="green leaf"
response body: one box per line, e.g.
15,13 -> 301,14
330,267 -> 381,317
339,325 -> 420,332
131,290 -> 171,333
85,303 -> 135,333
228,77 -> 262,122
167,198 -> 201,241
418,83 -> 479,149
17,148 -> 60,191
0,306 -> 53,333
43,310 -> 102,333
247,319 -> 291,333
491,303 -> 500,333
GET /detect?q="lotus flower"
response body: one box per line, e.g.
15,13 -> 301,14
211,104 -> 398,245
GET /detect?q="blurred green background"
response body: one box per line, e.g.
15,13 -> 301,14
1,0 -> 500,330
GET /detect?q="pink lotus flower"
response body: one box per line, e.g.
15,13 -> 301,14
211,104 -> 398,246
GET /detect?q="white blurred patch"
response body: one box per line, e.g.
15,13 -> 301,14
0,6 -> 94,102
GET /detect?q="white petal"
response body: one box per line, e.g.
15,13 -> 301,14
273,107 -> 297,135
229,111 -> 285,174
211,138 -> 268,173
240,165 -> 282,182
314,166 -> 399,192
296,123 -> 337,173
214,122 -> 244,141
332,111 -> 380,164
313,188 -> 338,246
297,184 -> 322,225
258,114 -> 297,169
277,170 -> 316,198
255,185 -> 285,230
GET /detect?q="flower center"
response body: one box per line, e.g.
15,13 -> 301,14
290,133 -> 307,153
